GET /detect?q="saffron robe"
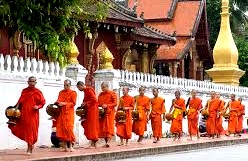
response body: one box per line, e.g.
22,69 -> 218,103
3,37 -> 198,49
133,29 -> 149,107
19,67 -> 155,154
132,95 -> 150,136
215,99 -> 225,135
81,87 -> 99,141
116,95 -> 134,139
150,97 -> 165,138
170,98 -> 186,135
9,87 -> 46,145
237,103 -> 245,133
187,97 -> 202,135
56,89 -> 77,142
98,90 -> 117,138
205,98 -> 220,135
228,100 -> 240,133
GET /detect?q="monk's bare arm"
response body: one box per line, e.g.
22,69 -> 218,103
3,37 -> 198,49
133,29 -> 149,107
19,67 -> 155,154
162,99 -> 166,120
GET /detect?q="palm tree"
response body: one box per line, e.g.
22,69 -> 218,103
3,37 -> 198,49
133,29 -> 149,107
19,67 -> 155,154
207,0 -> 248,48
229,0 -> 248,35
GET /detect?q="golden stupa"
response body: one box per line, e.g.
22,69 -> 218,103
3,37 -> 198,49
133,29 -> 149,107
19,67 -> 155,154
206,0 -> 245,86
67,40 -> 79,65
99,46 -> 114,70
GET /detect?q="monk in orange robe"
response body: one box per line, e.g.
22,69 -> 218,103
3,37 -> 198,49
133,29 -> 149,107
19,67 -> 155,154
150,88 -> 166,143
116,86 -> 134,146
55,79 -> 77,152
225,94 -> 240,136
132,86 -> 150,143
187,90 -> 202,140
215,93 -> 225,137
237,98 -> 245,136
204,91 -> 220,138
169,90 -> 186,141
8,76 -> 46,154
98,82 -> 117,147
77,81 -> 99,148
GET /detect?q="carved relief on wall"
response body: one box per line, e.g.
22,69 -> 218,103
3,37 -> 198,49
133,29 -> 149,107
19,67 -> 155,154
96,41 -> 105,71
122,48 -> 139,72
150,53 -> 157,74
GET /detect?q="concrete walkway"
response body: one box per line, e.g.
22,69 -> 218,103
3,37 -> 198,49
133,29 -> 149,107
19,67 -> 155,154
1,134 -> 248,161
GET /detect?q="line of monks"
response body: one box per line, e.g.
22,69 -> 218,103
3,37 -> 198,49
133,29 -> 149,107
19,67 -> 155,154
7,76 -> 245,155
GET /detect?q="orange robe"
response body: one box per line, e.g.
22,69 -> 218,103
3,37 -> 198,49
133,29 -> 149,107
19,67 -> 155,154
150,97 -> 165,138
170,98 -> 186,135
206,98 -> 220,135
9,87 -> 46,145
81,86 -> 99,141
215,99 -> 225,135
237,103 -> 245,133
98,90 -> 117,138
228,100 -> 240,134
187,97 -> 202,135
116,95 -> 134,139
56,89 -> 77,142
132,95 -> 150,136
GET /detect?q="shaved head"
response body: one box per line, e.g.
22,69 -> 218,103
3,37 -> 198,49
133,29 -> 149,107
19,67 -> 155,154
101,82 -> 109,92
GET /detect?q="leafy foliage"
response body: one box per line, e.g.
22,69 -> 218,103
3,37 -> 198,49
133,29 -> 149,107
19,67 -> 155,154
235,35 -> 248,86
206,0 -> 248,48
207,0 -> 248,86
0,0 -> 108,66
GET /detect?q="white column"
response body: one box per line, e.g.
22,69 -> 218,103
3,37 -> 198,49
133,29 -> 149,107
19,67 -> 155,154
65,64 -> 88,82
93,69 -> 121,96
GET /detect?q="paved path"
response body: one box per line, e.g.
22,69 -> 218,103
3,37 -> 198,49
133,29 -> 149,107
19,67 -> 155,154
0,134 -> 248,161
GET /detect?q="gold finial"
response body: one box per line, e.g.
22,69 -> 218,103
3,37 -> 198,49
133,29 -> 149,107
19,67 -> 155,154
99,46 -> 114,69
67,39 -> 79,65
222,0 -> 229,6
206,0 -> 245,86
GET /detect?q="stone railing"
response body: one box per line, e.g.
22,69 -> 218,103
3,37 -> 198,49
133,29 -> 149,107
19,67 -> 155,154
0,54 -> 65,80
118,70 -> 248,99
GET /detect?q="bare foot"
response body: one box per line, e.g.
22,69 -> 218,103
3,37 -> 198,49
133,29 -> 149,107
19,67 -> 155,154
117,142 -> 124,146
85,145 -> 96,149
102,144 -> 110,148
61,148 -> 69,152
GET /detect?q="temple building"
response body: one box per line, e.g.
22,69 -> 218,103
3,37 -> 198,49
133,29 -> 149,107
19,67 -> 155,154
0,0 -> 212,82
127,0 -> 213,80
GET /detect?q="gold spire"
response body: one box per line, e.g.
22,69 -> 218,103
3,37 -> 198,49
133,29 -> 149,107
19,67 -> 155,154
67,39 -> 79,65
99,46 -> 114,70
206,0 -> 245,86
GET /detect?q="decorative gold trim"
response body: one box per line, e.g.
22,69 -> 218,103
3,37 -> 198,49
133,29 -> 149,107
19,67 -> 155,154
150,53 -> 157,73
122,48 -> 131,70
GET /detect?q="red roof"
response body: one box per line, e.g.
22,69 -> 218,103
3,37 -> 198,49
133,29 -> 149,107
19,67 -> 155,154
145,1 -> 201,36
156,37 -> 192,60
128,0 -> 174,19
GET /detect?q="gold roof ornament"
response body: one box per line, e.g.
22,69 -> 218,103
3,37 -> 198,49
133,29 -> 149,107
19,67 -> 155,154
99,46 -> 114,70
206,0 -> 244,86
66,39 -> 79,65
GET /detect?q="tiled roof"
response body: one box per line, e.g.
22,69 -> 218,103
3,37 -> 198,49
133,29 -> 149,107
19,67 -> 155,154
128,0 -> 175,19
105,1 -> 143,27
104,1 -> 176,45
134,0 -> 210,60
131,25 -> 176,44
156,37 -> 193,60
145,1 -> 201,36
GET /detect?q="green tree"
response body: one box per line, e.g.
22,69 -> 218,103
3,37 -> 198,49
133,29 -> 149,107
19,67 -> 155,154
0,0 -> 108,66
235,35 -> 248,86
207,0 -> 248,48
